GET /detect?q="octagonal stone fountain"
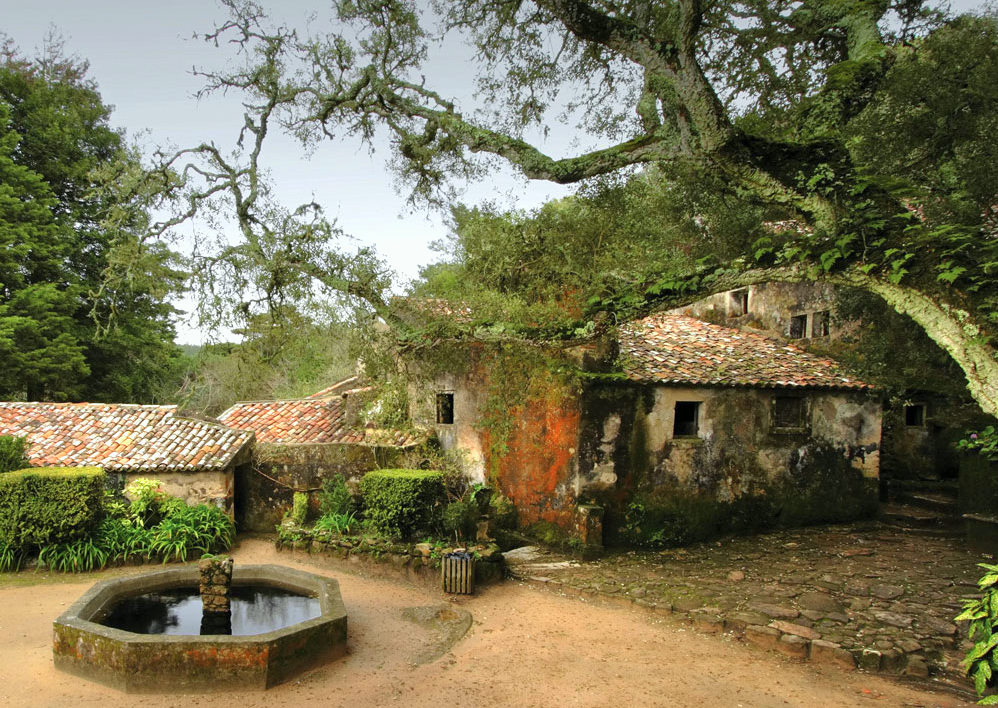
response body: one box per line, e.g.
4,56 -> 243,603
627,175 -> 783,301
53,563 -> 347,692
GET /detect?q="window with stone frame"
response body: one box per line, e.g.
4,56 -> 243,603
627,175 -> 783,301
436,392 -> 455,424
673,401 -> 701,437
811,310 -> 831,337
730,289 -> 749,316
789,314 -> 808,339
905,403 -> 926,427
772,396 -> 808,431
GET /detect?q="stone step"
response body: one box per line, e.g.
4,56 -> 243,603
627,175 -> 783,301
896,491 -> 960,515
879,503 -> 962,530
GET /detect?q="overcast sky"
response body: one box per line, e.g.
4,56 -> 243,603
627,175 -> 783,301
1,0 -> 990,343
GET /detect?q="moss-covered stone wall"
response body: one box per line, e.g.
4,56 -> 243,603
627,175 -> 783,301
237,443 -> 408,531
579,384 -> 882,546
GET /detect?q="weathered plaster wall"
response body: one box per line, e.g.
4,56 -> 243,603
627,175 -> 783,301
410,368 -> 489,483
578,384 -> 882,545
111,469 -> 236,515
238,443 -> 407,531
668,282 -> 847,340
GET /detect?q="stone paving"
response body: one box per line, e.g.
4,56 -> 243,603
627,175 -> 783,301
504,518 -> 987,687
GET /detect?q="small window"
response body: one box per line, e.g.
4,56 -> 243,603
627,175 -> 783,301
436,392 -> 454,424
789,314 -> 808,339
905,403 -> 926,427
812,310 -> 830,337
673,401 -> 700,437
773,397 -> 807,430
730,290 -> 749,316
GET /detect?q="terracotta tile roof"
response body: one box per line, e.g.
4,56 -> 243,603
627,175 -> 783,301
0,402 -> 253,472
218,399 -> 422,447
619,314 -> 872,390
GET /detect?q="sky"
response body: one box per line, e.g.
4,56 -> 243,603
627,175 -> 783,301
0,0 -> 990,343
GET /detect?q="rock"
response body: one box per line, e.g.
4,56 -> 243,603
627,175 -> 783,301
673,597 -> 705,612
745,625 -> 782,651
881,648 -> 905,673
748,602 -> 800,619
776,634 -> 809,659
691,612 -> 724,634
502,546 -> 543,562
728,570 -> 746,582
849,597 -> 872,611
874,610 -> 913,628
725,611 -> 773,632
769,620 -> 821,641
840,548 -> 874,557
857,648 -> 882,671
919,617 -> 957,636
810,640 -> 857,670
797,591 -> 844,614
897,639 -> 922,654
869,584 -> 904,600
904,656 -> 930,677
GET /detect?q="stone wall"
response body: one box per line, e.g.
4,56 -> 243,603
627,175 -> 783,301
110,469 -> 236,515
577,384 -> 882,545
236,442 -> 409,531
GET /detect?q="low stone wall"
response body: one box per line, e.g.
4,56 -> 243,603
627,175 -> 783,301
274,529 -> 505,590
108,469 -> 236,515
238,443 -> 409,531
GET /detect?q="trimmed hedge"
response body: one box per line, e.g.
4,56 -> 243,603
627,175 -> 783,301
0,436 -> 28,474
360,469 -> 445,539
0,467 -> 105,549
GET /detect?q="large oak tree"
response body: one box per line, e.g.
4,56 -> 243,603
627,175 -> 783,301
145,1 -> 998,417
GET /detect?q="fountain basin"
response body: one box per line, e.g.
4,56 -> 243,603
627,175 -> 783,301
53,564 -> 347,692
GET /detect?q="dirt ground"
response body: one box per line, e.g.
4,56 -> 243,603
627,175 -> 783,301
0,538 -> 973,708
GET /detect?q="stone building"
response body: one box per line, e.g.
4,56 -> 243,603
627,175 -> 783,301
411,312 -> 882,545
0,402 -> 253,512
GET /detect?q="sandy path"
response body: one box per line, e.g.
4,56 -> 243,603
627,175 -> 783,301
0,538 -> 971,707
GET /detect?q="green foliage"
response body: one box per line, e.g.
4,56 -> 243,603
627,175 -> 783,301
360,469 -> 446,539
95,517 -> 152,564
38,537 -> 108,573
0,540 -> 22,572
147,504 -> 235,563
0,467 -> 105,550
489,493 -> 517,530
0,42 -> 184,403
318,474 -> 353,517
441,499 -> 480,542
960,427 -> 998,461
125,477 -> 167,528
314,511 -> 358,535
957,563 -> 998,703
290,491 -> 309,527
0,436 -> 27,474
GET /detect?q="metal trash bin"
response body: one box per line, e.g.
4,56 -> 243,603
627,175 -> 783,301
442,550 -> 475,594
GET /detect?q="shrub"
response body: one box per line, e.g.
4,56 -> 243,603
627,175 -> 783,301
0,541 -> 22,572
125,478 -> 167,528
0,467 -> 105,550
957,562 -> 998,703
290,491 -> 308,526
360,469 -> 446,539
39,537 -> 108,573
148,504 -> 236,562
314,511 -> 358,535
442,499 -> 480,542
0,436 -> 28,474
318,474 -> 353,516
96,517 -> 152,563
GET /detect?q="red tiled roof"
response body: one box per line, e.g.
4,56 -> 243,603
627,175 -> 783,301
0,403 -> 253,472
218,399 -> 422,447
619,314 -> 872,390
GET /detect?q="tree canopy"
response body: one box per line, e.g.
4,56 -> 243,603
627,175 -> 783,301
0,39 -> 184,402
138,1 -> 998,417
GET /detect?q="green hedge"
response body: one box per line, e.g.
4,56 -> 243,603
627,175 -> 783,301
0,436 -> 28,474
360,469 -> 445,539
0,467 -> 105,549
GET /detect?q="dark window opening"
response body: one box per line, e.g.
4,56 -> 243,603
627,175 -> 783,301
905,403 -> 925,427
773,397 -> 806,430
673,401 -> 700,437
730,290 -> 749,316
812,310 -> 830,337
436,393 -> 454,424
789,314 -> 808,339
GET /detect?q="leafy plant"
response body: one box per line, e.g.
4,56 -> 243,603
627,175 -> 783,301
956,562 -> 998,703
441,499 -> 479,542
318,475 -> 353,517
0,436 -> 28,475
0,541 -> 22,572
125,478 -> 166,528
959,426 -> 998,461
314,511 -> 358,535
96,517 -> 151,563
39,538 -> 108,573
290,491 -> 309,526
